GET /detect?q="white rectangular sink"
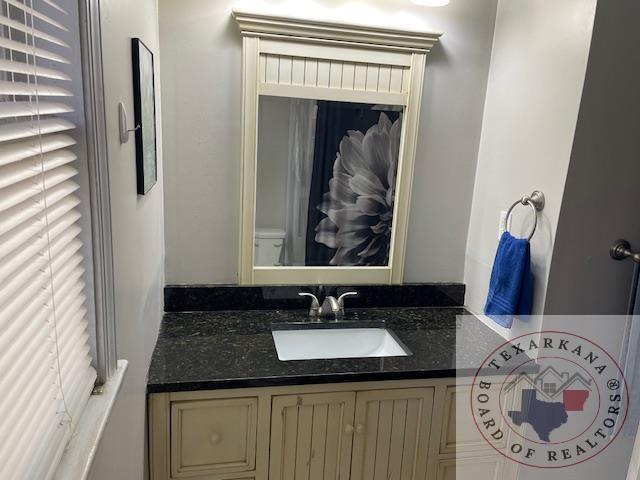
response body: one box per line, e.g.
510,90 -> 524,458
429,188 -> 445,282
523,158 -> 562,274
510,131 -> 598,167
271,327 -> 410,361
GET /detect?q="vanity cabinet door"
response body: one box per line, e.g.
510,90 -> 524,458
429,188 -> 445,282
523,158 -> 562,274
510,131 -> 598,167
170,396 -> 258,478
350,388 -> 434,480
439,381 -> 516,455
269,392 -> 356,480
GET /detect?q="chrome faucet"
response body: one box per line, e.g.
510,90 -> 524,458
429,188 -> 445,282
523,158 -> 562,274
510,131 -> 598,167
298,291 -> 358,320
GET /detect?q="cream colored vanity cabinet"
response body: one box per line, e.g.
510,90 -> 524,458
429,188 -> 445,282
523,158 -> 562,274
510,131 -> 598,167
268,388 -> 434,480
149,389 -> 271,480
429,382 -> 519,480
149,379 -> 517,480
269,392 -> 356,480
350,388 -> 434,480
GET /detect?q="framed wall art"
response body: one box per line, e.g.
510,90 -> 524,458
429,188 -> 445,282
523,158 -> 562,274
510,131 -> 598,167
131,37 -> 157,195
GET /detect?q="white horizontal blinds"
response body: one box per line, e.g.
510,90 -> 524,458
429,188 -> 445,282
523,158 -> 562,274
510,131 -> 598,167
0,1 -> 96,479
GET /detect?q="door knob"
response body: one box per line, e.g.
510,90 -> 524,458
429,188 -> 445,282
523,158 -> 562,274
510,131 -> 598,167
210,432 -> 221,445
344,424 -> 354,434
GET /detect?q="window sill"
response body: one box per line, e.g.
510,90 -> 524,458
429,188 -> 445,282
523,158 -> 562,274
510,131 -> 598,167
53,359 -> 128,480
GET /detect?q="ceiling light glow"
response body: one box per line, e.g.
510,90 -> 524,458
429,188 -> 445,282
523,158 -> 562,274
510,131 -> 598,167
410,0 -> 450,6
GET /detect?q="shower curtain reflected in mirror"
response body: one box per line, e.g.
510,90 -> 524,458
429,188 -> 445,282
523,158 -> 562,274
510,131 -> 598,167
284,100 -> 317,266
305,101 -> 402,266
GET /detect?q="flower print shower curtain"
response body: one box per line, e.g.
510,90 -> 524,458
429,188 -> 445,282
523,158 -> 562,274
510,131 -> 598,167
305,101 -> 402,266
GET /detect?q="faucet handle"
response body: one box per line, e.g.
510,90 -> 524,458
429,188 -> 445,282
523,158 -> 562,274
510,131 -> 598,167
298,292 -> 320,316
337,291 -> 358,308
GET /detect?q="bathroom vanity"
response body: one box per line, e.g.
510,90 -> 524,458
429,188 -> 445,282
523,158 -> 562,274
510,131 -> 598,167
147,10 -> 516,480
147,288 -> 517,480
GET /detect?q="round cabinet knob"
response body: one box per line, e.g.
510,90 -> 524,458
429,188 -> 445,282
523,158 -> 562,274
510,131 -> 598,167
209,433 -> 221,445
344,424 -> 354,434
355,424 -> 365,434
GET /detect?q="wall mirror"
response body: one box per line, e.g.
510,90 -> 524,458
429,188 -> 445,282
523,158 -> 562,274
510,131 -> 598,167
256,97 -> 403,268
234,10 -> 441,285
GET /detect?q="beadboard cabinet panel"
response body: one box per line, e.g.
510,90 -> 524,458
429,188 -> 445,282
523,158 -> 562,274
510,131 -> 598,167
269,392 -> 356,480
350,388 -> 434,480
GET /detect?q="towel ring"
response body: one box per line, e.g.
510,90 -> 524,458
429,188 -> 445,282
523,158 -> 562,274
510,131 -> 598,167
505,190 -> 545,241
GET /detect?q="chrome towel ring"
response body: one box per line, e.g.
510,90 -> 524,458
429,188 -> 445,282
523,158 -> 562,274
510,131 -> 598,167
505,190 -> 545,241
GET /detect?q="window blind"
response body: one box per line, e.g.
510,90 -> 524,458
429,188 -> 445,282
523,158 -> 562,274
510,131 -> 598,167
0,1 -> 97,479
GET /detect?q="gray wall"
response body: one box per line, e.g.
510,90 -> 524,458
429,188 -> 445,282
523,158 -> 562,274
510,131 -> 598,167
463,0 -> 597,331
158,0 -> 498,284
545,0 -> 640,315
89,0 -> 165,478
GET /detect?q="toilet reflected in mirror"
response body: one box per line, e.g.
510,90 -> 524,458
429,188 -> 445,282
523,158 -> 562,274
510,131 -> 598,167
255,228 -> 286,267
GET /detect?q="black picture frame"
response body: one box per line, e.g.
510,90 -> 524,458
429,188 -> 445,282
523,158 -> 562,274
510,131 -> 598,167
131,38 -> 157,195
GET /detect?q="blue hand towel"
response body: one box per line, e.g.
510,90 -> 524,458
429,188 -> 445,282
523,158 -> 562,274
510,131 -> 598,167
484,232 -> 533,327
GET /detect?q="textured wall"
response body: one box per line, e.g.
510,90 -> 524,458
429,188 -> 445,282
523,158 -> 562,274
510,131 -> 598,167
463,0 -> 597,334
89,0 -> 165,478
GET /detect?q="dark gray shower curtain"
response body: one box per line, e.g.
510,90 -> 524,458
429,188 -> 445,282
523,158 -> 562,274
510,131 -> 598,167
304,101 -> 400,266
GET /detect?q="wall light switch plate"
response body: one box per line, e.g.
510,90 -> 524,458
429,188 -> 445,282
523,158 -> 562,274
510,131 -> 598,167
498,210 -> 512,239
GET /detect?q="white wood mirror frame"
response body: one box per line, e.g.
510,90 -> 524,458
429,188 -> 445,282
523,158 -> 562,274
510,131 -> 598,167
233,9 -> 442,285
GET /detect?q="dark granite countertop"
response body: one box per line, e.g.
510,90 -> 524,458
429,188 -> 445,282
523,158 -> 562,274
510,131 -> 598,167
147,307 -> 511,393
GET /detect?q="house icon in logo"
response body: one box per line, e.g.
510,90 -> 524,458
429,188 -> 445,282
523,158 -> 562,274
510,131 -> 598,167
505,366 -> 592,411
504,366 -> 593,441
